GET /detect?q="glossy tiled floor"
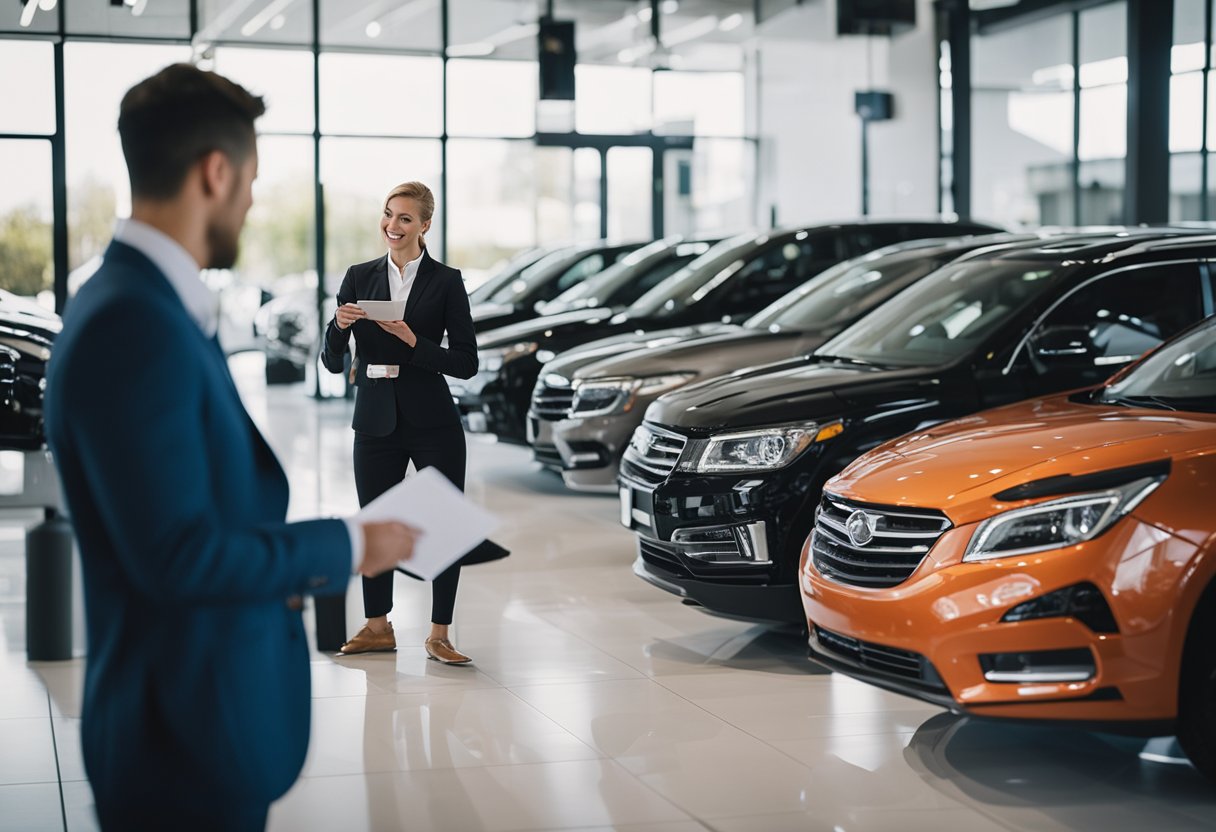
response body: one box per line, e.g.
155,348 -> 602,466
2,355 -> 1216,831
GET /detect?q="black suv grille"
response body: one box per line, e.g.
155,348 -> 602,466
811,494 -> 950,588
531,376 -> 574,420
621,423 -> 686,484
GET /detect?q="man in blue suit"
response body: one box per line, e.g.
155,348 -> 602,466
44,64 -> 417,831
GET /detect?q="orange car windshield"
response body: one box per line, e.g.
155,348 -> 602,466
1099,320 -> 1216,413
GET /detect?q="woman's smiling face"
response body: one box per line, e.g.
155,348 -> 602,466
381,195 -> 430,257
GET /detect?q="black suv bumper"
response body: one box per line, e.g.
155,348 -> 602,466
618,447 -> 825,623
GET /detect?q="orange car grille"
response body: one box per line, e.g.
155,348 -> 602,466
811,494 -> 951,588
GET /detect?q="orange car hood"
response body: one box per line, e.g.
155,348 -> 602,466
829,393 -> 1216,525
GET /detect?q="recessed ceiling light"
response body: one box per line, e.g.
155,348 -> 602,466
365,20 -> 382,38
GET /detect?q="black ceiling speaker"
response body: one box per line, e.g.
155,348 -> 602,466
855,90 -> 894,121
837,0 -> 916,36
538,19 -> 576,101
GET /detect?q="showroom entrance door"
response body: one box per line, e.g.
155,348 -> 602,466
535,132 -> 695,242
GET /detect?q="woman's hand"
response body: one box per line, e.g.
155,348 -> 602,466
335,303 -> 367,330
376,320 -> 418,347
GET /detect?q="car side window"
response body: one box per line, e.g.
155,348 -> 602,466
1028,262 -> 1205,375
845,227 -> 901,256
544,253 -> 606,301
721,237 -> 840,313
611,255 -> 695,307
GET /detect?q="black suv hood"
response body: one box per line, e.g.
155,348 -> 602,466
645,356 -> 941,433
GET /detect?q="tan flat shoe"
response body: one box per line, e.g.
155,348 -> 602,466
424,637 -> 472,665
338,623 -> 396,655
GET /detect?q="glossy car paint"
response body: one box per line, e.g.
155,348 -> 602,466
538,236 -> 1029,490
623,232 -> 1216,623
800,390 -> 1216,725
464,220 -> 1001,444
0,291 -> 61,449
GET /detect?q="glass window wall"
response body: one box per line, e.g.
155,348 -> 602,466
971,14 -> 1074,227
447,59 -> 537,137
320,137 -> 442,283
1172,0 -> 1211,220
0,41 -> 54,134
64,42 -> 191,275
66,0 -> 190,38
1,0 -> 758,338
654,71 -> 744,136
198,0 -> 312,46
212,47 -> 315,135
320,0 -> 440,51
0,140 -> 53,301
320,53 -> 442,137
607,147 -> 652,242
1077,2 -> 1127,224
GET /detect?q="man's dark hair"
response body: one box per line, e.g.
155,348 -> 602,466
118,63 -> 265,200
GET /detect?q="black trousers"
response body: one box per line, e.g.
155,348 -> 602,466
353,420 -> 466,625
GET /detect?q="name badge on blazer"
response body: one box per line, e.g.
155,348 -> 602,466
366,364 -> 400,379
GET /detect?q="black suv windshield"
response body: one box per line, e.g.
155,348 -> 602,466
745,251 -> 944,332
468,247 -> 555,305
625,232 -> 761,319
542,240 -> 707,313
818,258 -> 1075,367
1098,318 -> 1216,412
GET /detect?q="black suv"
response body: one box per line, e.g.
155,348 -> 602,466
462,220 -> 1000,444
0,291 -> 61,449
621,232 -> 1216,623
470,241 -> 644,333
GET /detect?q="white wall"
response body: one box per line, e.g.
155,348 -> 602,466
755,0 -> 941,227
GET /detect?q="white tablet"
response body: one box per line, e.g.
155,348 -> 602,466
355,299 -> 406,321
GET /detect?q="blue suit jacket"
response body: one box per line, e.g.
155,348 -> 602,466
45,241 -> 352,811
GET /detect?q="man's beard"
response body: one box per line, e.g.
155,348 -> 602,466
205,217 -> 240,270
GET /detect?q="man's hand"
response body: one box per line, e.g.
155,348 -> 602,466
375,320 -> 417,346
335,303 -> 367,330
358,521 -> 421,577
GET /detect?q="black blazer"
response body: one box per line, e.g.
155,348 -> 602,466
322,249 -> 477,435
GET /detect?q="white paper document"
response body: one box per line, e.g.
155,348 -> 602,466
354,467 -> 499,580
355,299 -> 406,321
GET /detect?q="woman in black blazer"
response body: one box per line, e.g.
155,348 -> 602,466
321,181 -> 478,664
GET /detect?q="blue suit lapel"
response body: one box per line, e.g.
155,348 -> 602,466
108,240 -> 287,493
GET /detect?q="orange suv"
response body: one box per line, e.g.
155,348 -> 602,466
800,315 -> 1216,779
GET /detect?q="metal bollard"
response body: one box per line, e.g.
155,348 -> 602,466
313,591 -> 347,653
25,509 -> 73,661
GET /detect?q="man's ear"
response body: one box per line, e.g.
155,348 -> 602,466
198,150 -> 232,200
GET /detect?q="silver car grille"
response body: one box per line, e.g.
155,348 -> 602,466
530,376 -> 575,421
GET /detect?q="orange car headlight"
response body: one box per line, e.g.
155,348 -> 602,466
964,475 -> 1165,562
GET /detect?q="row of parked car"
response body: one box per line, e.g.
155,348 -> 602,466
457,221 -> 1216,780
